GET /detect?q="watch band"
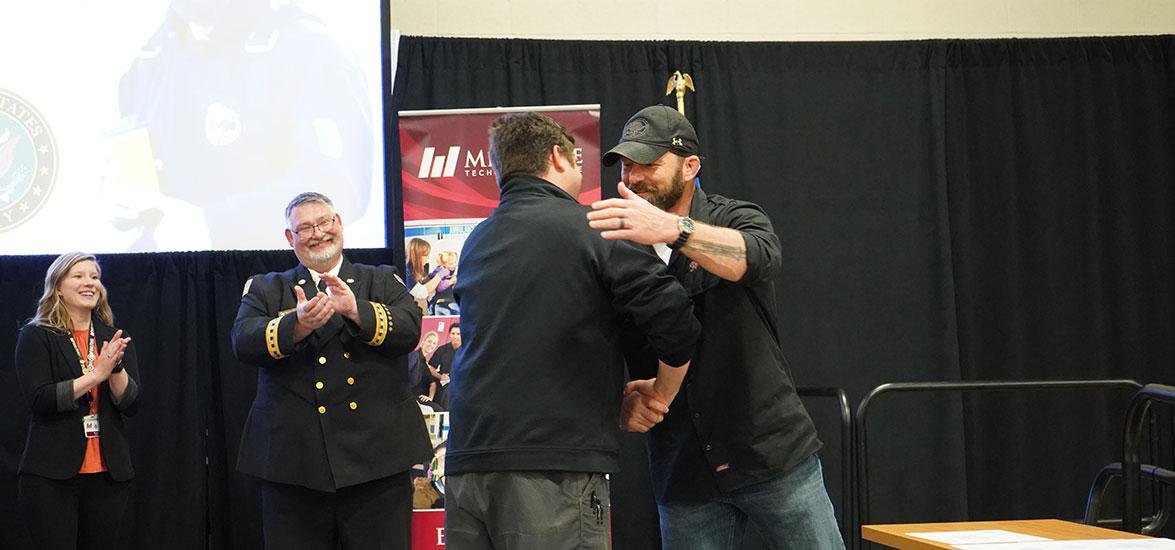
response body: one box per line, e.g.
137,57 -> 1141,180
668,216 -> 695,250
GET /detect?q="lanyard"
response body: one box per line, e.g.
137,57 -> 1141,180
69,325 -> 97,374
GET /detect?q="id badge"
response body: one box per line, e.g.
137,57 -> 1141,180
83,414 -> 101,439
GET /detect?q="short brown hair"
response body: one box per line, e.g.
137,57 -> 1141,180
488,112 -> 576,185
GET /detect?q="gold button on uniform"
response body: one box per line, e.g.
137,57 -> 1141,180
347,377 -> 355,385
315,381 -> 324,390
349,402 -> 358,410
343,352 -> 351,359
318,406 -> 326,414
318,356 -> 327,365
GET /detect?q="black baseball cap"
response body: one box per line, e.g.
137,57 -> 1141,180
602,105 -> 700,166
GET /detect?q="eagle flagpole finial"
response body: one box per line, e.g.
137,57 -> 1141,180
665,70 -> 695,116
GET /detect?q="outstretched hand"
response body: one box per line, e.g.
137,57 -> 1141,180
587,182 -> 679,245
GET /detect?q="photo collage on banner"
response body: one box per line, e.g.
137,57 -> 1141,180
397,105 -> 601,539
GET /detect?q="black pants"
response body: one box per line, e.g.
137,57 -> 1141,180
261,471 -> 413,550
18,472 -> 133,550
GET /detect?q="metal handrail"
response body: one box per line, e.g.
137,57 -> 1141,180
855,378 -> 1142,548
1123,384 -> 1175,533
797,386 -> 854,546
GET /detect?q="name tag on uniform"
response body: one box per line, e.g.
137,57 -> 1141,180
83,414 -> 101,438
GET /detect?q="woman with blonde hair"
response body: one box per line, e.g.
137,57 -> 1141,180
405,237 -> 444,313
14,252 -> 142,550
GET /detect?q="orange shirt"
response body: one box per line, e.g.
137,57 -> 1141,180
71,328 -> 107,474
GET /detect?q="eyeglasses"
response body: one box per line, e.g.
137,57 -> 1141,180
293,216 -> 337,239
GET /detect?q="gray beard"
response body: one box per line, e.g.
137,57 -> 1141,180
306,242 -> 342,267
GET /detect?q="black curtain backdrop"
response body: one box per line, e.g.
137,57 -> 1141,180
2,35 -> 1173,549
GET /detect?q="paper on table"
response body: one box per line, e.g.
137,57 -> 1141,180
906,530 -> 1050,544
954,538 -> 1175,549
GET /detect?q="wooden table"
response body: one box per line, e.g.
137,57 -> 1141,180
862,519 -> 1149,549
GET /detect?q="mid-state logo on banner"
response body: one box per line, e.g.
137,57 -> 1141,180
399,107 -> 601,221
416,146 -> 495,179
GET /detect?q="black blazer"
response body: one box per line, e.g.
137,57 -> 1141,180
231,259 -> 431,492
14,320 -> 142,481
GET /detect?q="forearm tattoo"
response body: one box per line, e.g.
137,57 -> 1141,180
684,238 -> 746,261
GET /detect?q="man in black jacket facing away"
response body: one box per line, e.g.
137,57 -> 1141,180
444,112 -> 700,549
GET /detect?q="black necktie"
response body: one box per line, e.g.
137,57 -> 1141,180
317,279 -> 328,294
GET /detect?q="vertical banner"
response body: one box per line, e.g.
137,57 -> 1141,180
397,105 -> 601,549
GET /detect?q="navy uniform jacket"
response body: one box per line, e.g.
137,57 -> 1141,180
14,320 -> 142,481
231,259 -> 431,492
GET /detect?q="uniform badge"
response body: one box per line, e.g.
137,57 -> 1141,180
205,101 -> 242,147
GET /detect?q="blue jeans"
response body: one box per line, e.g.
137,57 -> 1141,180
659,454 -> 845,550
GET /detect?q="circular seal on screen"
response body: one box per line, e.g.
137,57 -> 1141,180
0,89 -> 58,233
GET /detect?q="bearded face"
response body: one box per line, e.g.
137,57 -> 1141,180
619,152 -> 689,211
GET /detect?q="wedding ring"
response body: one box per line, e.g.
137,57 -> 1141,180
618,218 -> 626,230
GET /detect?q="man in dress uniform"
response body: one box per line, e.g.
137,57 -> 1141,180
232,192 -> 431,549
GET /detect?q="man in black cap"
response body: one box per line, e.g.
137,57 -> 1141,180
588,105 -> 845,549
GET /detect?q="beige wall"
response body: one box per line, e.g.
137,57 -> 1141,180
390,0 -> 1174,41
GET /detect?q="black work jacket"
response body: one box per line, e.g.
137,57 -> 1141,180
636,188 -> 822,504
446,175 -> 699,476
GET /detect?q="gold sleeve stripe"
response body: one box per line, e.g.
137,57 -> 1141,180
266,317 -> 286,359
368,302 -> 390,346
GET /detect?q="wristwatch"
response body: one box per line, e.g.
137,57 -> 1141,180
668,216 -> 695,250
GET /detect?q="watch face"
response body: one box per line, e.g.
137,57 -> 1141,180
679,216 -> 695,234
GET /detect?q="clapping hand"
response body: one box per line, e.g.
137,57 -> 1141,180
294,285 -> 335,334
93,329 -> 130,380
319,274 -> 359,323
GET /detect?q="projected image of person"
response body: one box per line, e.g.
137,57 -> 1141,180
117,0 -> 373,248
14,252 -> 142,550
